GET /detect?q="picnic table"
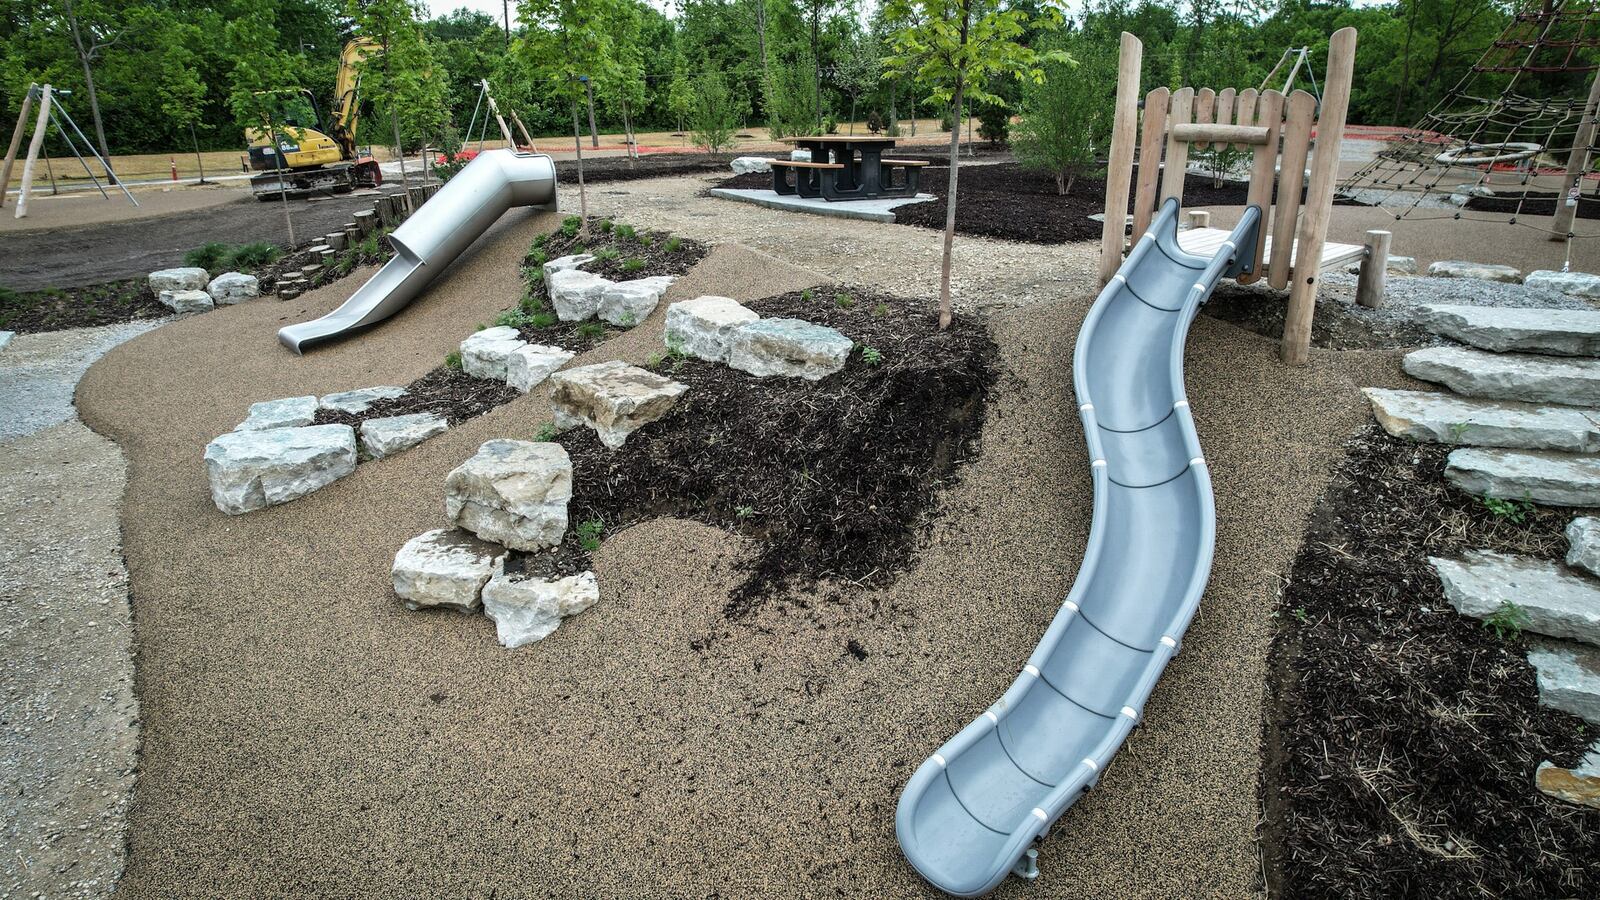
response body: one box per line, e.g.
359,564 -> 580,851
768,135 -> 928,201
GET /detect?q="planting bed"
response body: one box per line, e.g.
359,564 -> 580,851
507,285 -> 998,614
1261,428 -> 1599,900
0,279 -> 168,333
1465,189 -> 1600,221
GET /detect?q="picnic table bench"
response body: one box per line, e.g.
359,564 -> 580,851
768,136 -> 929,201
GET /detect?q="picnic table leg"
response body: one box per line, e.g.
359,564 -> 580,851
771,165 -> 794,195
861,148 -> 884,197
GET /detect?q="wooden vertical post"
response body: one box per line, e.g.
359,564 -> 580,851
1131,87 -> 1170,243
1159,88 -> 1195,206
1238,90 -> 1284,285
1,87 -> 37,208
1098,32 -> 1143,287
1282,27 -> 1357,366
1355,229 -> 1391,308
14,84 -> 52,220
1552,68 -> 1600,241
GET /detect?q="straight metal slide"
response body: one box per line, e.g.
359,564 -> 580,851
278,148 -> 557,354
896,198 -> 1263,896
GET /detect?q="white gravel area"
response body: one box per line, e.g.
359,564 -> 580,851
0,320 -> 167,443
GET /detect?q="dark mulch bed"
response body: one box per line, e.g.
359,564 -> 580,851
1260,427 -> 1599,900
557,152 -> 737,185
506,285 -> 998,615
314,366 -> 519,429
1465,189 -> 1600,221
717,160 -> 1273,244
0,278 -> 168,333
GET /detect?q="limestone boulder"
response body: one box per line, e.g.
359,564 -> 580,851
549,361 -> 687,450
731,157 -> 774,175
542,253 -> 596,281
790,148 -> 813,162
728,317 -> 853,381
1426,260 -> 1522,284
481,570 -> 601,648
1528,639 -> 1600,723
359,413 -> 448,459
319,385 -> 407,414
148,266 -> 210,294
159,289 -> 214,314
1445,447 -> 1600,506
0,331 -> 12,353
1362,388 -> 1600,453
504,343 -> 574,394
204,424 -> 357,515
599,276 -> 676,327
664,296 -> 759,362
391,528 -> 506,612
206,271 -> 260,305
235,395 -> 318,432
1402,346 -> 1600,407
549,269 -> 612,322
1416,304 -> 1600,357
444,439 -> 572,551
1431,551 -> 1600,645
1567,517 -> 1600,577
460,327 -> 527,381
1525,269 -> 1600,300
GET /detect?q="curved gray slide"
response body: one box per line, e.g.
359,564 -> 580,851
895,198 -> 1263,897
278,149 -> 557,354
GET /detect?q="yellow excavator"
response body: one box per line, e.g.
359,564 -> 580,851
246,38 -> 384,199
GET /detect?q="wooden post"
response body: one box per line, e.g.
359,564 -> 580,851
1098,32 -> 1143,287
1552,68 -> 1600,240
1,87 -> 37,208
1159,88 -> 1195,206
14,84 -> 52,220
1282,27 -> 1357,367
1187,210 -> 1210,229
1131,87 -> 1170,243
1355,229 -> 1391,308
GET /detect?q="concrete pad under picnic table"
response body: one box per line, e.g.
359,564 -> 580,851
708,187 -> 937,223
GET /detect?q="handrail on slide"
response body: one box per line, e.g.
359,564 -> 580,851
895,198 -> 1262,897
277,148 -> 557,354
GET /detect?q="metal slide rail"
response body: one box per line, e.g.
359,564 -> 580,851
278,148 -> 557,354
895,199 -> 1262,897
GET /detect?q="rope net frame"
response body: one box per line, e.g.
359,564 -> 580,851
1338,0 -> 1600,256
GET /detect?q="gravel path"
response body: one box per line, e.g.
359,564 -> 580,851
0,321 -> 168,443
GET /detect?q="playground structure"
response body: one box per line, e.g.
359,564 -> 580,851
276,148 -> 557,353
896,28 -> 1358,897
1,82 -> 138,218
1096,27 -> 1365,366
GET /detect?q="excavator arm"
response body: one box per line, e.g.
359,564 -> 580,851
330,38 -> 381,160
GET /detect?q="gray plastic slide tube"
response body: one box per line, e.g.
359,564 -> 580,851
895,198 -> 1263,897
277,149 -> 557,353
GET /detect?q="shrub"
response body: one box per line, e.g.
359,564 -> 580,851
228,241 -> 282,269
560,215 -> 582,236
664,237 -> 683,252
978,102 -> 1010,146
445,350 -> 463,370
1013,31 -> 1111,195
622,257 -> 645,272
866,110 -> 884,133
184,242 -> 232,273
614,223 -> 636,239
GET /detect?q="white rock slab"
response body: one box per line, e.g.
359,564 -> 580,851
505,343 -> 575,393
1568,517 -> 1600,577
1528,639 -> 1600,724
206,271 -> 260,305
1445,447 -> 1600,506
599,276 -> 675,327
543,253 -> 596,281
549,269 -> 612,322
359,413 -> 448,459
319,385 -> 407,414
664,296 -> 759,362
158,289 -> 214,314
728,317 -> 853,380
1416,304 -> 1600,357
1525,269 -> 1600,300
235,395 -> 318,432
1362,388 -> 1600,452
391,528 -> 506,612
460,327 -> 527,381
1403,346 -> 1600,407
0,331 -> 12,353
549,360 -> 687,450
1426,260 -> 1522,283
444,439 -> 572,551
203,423 -> 357,515
148,267 -> 210,293
731,156 -> 773,175
481,570 -> 601,648
790,148 -> 812,162
1431,551 -> 1600,645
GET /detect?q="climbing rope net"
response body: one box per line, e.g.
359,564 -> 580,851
1339,0 -> 1600,263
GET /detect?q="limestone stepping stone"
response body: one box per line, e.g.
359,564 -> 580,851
1416,304 -> 1600,357
1403,346 -> 1600,407
1364,388 -> 1600,452
391,528 -> 506,612
359,413 -> 447,459
1431,551 -> 1600,646
1426,260 -> 1522,283
549,361 -> 687,449
159,289 -> 214,314
542,253 -> 596,281
505,344 -> 574,393
444,439 -> 572,551
0,331 -> 12,353
203,424 -> 357,515
599,276 -> 676,327
235,395 -> 318,432
1528,638 -> 1600,725
1445,447 -> 1600,506
481,570 -> 600,648
1525,269 -> 1600,300
207,272 -> 261,305
460,326 -> 526,381
320,385 -> 407,414
664,296 -> 759,363
1536,741 -> 1600,809
728,318 -> 853,381
1569,517 -> 1600,577
1345,255 -> 1417,276
148,266 -> 209,293
549,269 -> 611,321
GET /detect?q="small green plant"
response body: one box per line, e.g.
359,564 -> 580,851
1481,494 -> 1534,524
597,219 -> 614,233
639,234 -> 654,247
494,308 -> 529,328
664,237 -> 683,252
593,247 -> 621,262
801,289 -> 814,302
532,233 -> 548,249
615,223 -> 636,239
1483,600 -> 1530,640
872,302 -> 890,317
1292,606 -> 1309,624
529,311 -> 558,328
576,321 -> 607,341
576,518 -> 604,552
444,350 -> 463,371
228,241 -> 282,269
646,351 -> 665,367
618,310 -> 638,327
834,292 -> 855,309
622,257 -> 645,273
529,248 -> 549,267
734,504 -> 755,520
560,215 -> 582,236
533,422 -> 559,441
1447,421 -> 1472,442
861,346 -> 883,366
184,242 -> 231,272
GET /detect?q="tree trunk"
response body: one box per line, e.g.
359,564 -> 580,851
64,2 -> 117,184
889,88 -> 898,131
756,1 -> 769,83
571,98 -> 589,236
585,80 -> 599,148
849,98 -> 856,134
811,7 -> 823,131
621,97 -> 635,164
938,83 -> 963,331
1056,171 -> 1065,195
190,123 -> 206,183
391,109 -> 409,186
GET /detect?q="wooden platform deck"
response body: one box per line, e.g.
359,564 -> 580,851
1176,226 -> 1366,273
